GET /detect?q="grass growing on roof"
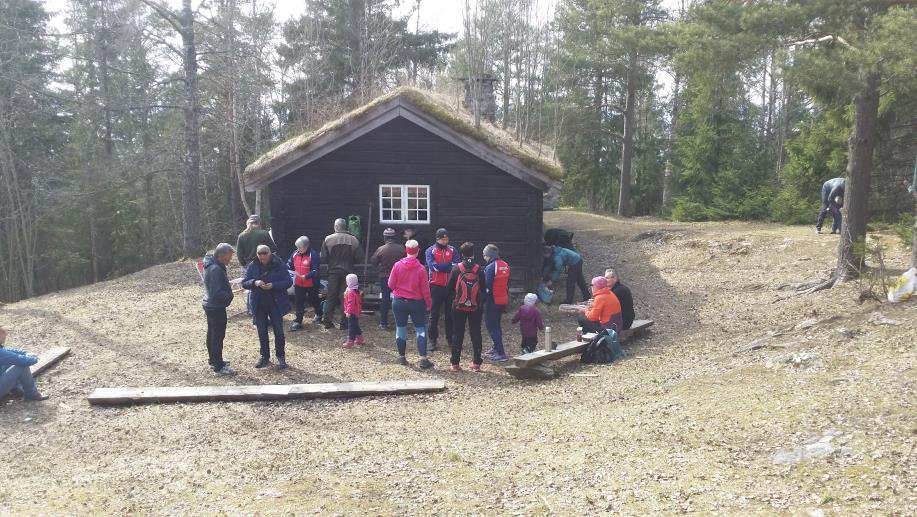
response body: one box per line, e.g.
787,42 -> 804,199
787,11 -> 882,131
244,86 -> 563,183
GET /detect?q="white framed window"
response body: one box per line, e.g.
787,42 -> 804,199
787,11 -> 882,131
379,184 -> 430,224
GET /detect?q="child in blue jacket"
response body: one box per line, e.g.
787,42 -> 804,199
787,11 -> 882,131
0,328 -> 49,401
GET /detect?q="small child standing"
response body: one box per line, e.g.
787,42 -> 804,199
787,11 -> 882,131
343,274 -> 364,348
512,293 -> 545,354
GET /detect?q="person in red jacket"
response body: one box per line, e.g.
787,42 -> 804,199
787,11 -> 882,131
342,274 -> 364,349
482,243 -> 510,362
286,236 -> 322,331
425,228 -> 460,351
578,276 -> 623,334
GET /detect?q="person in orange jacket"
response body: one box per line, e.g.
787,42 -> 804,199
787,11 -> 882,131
578,276 -> 623,334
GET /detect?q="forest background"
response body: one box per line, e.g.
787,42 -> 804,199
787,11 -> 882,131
0,0 -> 914,302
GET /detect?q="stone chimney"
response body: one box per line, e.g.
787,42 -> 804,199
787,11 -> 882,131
462,73 -> 498,123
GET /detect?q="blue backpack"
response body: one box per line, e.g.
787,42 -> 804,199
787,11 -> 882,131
580,328 -> 624,364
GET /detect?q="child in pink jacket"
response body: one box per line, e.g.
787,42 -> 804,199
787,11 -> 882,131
343,274 -> 364,348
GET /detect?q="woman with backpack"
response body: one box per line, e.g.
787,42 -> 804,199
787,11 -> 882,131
447,242 -> 487,372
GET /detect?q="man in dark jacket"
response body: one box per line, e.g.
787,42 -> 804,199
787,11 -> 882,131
447,242 -> 487,372
202,243 -> 237,375
371,228 -> 405,329
236,214 -> 276,268
816,177 -> 845,235
287,235 -> 322,331
605,268 -> 635,331
242,245 -> 293,369
321,218 -> 363,330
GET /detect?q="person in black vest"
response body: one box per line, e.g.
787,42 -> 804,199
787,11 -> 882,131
447,242 -> 487,372
202,243 -> 237,375
605,268 -> 635,331
321,218 -> 362,330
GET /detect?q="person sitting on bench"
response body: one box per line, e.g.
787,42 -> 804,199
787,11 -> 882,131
577,277 -> 623,334
604,268 -> 634,330
0,328 -> 49,401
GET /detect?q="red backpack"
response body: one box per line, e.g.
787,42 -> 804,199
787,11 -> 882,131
453,262 -> 482,312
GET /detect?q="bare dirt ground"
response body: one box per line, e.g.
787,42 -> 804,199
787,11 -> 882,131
1,210 -> 915,515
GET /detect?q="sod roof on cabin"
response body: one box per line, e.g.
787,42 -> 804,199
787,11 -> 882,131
243,87 -> 563,189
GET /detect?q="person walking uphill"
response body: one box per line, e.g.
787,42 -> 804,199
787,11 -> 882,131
388,240 -> 434,368
342,274 -> 365,349
371,228 -> 405,329
816,177 -> 846,235
448,242 -> 487,372
287,236 -> 323,331
242,245 -> 293,369
0,328 -> 49,401
425,228 -> 460,351
321,218 -> 362,331
482,244 -> 510,362
543,244 -> 590,305
235,214 -> 276,268
202,243 -> 237,375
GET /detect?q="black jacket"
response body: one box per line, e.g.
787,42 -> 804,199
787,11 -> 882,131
202,255 -> 234,309
447,259 -> 487,312
612,282 -> 635,330
372,241 -> 406,277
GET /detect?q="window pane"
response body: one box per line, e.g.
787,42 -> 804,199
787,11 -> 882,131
417,210 -> 428,221
391,198 -> 402,209
418,199 -> 427,210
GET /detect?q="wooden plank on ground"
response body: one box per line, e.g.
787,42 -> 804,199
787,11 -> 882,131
30,347 -> 71,377
504,363 -> 556,380
511,340 -> 588,369
620,319 -> 654,340
87,379 -> 446,406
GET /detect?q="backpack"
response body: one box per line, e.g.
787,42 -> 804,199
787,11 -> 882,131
453,262 -> 482,312
580,328 -> 624,364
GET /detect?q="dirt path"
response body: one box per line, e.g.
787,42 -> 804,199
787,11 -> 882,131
1,211 -> 914,515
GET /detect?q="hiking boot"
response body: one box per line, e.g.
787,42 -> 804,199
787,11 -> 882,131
450,364 -> 461,372
469,362 -> 482,372
354,335 -> 365,346
254,357 -> 271,368
815,227 -> 822,234
418,357 -> 434,369
484,347 -> 496,357
290,321 -> 303,332
397,356 -> 408,366
342,339 -> 356,349
428,339 -> 438,352
490,353 -> 509,362
25,394 -> 49,401
215,365 -> 237,376
378,323 -> 390,330
277,357 -> 288,369
830,230 -> 838,234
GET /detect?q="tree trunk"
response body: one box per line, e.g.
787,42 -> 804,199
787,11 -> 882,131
911,210 -> 917,269
836,73 -> 879,279
618,51 -> 637,217
180,0 -> 202,257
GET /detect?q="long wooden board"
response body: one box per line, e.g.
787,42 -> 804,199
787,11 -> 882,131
87,379 -> 446,406
620,319 -> 654,340
509,320 -> 654,370
30,347 -> 71,377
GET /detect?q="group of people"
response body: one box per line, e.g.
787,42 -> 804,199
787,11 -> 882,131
201,215 -> 637,374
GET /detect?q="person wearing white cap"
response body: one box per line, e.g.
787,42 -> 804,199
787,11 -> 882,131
512,293 -> 545,354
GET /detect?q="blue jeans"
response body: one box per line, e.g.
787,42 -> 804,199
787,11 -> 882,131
483,300 -> 506,355
379,276 -> 392,326
348,314 -> 363,341
392,297 -> 428,357
0,365 -> 40,398
255,305 -> 286,359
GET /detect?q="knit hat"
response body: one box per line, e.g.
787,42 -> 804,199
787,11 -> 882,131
435,228 -> 448,239
591,276 -> 608,289
483,244 -> 499,259
405,239 -> 420,255
383,227 -> 396,240
524,293 -> 538,306
346,274 -> 359,290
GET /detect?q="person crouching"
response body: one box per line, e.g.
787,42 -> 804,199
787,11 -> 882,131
343,274 -> 364,349
578,276 -> 623,334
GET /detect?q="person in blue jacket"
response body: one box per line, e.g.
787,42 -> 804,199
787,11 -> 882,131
243,245 -> 293,369
542,244 -> 590,305
816,177 -> 845,235
0,328 -> 49,401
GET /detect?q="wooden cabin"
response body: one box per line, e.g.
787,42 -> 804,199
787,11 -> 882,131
243,87 -> 562,291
